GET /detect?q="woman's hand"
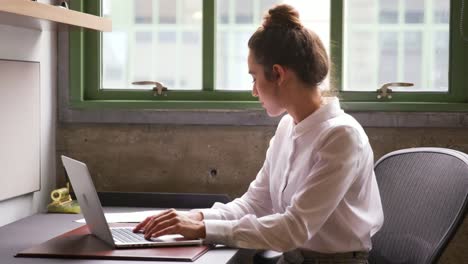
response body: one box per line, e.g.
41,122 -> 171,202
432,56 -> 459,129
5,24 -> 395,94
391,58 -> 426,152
132,209 -> 206,240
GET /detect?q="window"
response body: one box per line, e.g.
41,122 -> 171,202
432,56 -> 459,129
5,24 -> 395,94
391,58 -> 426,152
102,0 -> 203,90
343,0 -> 449,92
70,0 -> 468,111
331,0 -> 468,110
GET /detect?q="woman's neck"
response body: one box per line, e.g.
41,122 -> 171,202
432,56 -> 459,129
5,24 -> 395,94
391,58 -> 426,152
286,86 -> 322,124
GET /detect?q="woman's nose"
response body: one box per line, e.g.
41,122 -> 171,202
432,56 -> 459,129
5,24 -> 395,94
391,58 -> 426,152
252,85 -> 258,97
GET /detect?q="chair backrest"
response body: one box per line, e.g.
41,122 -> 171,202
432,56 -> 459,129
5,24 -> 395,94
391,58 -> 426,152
369,148 -> 468,264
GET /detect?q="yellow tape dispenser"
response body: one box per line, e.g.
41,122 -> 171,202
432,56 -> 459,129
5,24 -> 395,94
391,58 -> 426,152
47,183 -> 81,214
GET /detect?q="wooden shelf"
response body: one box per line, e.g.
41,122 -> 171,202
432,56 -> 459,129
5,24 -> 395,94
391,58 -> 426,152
0,0 -> 111,31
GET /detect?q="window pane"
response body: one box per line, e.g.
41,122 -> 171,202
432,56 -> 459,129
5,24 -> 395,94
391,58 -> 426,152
216,0 -> 330,91
378,32 -> 398,86
401,32 -> 422,91
434,31 -> 449,91
158,0 -> 176,24
134,0 -> 152,24
235,0 -> 254,24
181,0 -> 203,25
103,31 -> 128,88
102,0 -> 202,90
180,32 -> 202,89
434,0 -> 450,24
379,0 -> 398,24
343,0 -> 450,92
217,0 -> 229,24
346,31 -> 377,91
405,0 -> 424,24
133,32 -> 153,81
154,32 -> 177,88
347,0 -> 377,24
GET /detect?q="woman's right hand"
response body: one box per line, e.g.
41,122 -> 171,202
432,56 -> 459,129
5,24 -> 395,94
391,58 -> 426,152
132,209 -> 205,240
186,211 -> 204,221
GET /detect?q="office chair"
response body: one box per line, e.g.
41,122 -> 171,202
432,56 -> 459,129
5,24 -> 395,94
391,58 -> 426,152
369,147 -> 468,264
254,147 -> 468,264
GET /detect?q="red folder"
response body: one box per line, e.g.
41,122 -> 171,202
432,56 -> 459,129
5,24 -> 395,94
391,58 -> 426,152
16,224 -> 210,262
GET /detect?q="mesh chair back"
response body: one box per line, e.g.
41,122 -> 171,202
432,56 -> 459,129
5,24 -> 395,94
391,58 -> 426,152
369,148 -> 468,264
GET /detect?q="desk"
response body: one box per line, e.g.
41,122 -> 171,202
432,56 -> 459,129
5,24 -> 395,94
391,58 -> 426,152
0,207 -> 251,264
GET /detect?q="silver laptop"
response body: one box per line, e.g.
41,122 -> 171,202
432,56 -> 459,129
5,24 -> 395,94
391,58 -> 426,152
61,155 -> 203,248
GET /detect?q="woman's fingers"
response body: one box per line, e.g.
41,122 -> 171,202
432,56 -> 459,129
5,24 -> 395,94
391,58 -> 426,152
142,209 -> 177,236
149,225 -> 179,240
134,209 -> 205,240
145,218 -> 180,239
133,215 -> 153,232
133,209 -> 174,233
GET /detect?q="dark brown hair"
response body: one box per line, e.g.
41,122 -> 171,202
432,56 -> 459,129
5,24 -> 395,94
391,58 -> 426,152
248,4 -> 329,88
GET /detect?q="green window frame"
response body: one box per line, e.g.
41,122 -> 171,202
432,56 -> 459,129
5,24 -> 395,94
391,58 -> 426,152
70,0 -> 468,111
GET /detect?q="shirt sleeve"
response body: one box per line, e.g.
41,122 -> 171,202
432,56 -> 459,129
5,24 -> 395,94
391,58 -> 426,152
193,137 -> 275,221
203,126 -> 363,252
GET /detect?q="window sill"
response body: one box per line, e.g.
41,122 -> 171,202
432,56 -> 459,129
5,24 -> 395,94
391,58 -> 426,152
60,100 -> 468,127
69,100 -> 262,110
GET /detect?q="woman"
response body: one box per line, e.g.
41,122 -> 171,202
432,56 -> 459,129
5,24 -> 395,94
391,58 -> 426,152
134,4 -> 384,264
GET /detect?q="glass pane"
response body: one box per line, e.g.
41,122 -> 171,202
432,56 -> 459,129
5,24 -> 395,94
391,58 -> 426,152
217,0 -> 229,24
134,0 -> 152,24
102,0 -> 111,18
345,31 -> 377,91
102,0 -> 202,90
233,32 -> 252,89
159,0 -> 176,24
378,32 -> 398,85
132,32 -> 153,82
216,1 -> 330,91
102,31 -> 128,88
181,0 -> 203,25
434,0 -> 450,24
154,32 -> 177,88
379,0 -> 398,24
433,31 -> 449,91
405,0 -> 424,24
344,0 -> 450,92
400,32 -> 422,91
235,0 -> 254,24
346,0 -> 377,24
216,31 -> 229,88
180,32 -> 202,89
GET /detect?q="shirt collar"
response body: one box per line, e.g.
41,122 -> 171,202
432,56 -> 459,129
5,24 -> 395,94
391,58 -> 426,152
291,97 -> 344,138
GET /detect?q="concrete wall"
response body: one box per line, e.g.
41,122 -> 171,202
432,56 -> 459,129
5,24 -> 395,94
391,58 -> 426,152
56,125 -> 468,196
56,124 -> 467,263
0,3 -> 57,226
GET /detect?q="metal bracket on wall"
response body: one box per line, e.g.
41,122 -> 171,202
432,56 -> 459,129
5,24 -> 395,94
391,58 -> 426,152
377,82 -> 414,100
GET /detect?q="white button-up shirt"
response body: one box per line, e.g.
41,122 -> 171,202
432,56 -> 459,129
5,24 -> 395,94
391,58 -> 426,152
197,97 -> 384,253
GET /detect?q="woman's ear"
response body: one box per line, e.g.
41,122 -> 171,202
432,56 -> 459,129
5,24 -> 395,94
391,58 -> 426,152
272,64 -> 286,85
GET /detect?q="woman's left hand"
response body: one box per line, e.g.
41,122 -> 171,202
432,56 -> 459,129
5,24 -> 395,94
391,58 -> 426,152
133,209 -> 206,240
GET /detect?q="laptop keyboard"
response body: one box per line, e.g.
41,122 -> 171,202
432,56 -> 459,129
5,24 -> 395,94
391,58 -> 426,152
111,228 -> 148,244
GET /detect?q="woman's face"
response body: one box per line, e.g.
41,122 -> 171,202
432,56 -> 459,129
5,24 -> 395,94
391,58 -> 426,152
248,50 -> 286,117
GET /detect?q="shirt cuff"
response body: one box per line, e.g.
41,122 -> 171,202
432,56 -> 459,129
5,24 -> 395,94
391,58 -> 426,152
191,208 -> 223,220
203,219 -> 236,245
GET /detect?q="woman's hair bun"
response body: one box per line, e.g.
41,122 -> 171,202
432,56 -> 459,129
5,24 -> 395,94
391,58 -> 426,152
262,4 -> 302,29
